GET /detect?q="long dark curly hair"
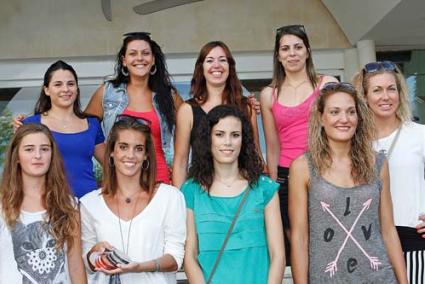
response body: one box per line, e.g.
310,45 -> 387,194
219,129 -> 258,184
189,105 -> 263,192
110,32 -> 176,131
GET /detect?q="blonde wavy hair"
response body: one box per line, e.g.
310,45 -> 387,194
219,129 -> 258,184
0,124 -> 79,250
352,62 -> 412,122
308,83 -> 376,184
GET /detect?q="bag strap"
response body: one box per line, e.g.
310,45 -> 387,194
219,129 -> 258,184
206,188 -> 251,284
387,125 -> 402,159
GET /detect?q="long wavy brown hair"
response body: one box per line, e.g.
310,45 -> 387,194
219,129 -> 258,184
102,117 -> 157,198
0,124 -> 79,250
308,83 -> 376,184
352,63 -> 412,122
190,41 -> 249,117
271,25 -> 318,95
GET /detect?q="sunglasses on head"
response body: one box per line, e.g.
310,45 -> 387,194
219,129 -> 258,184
276,24 -> 306,36
114,114 -> 151,128
321,82 -> 356,93
363,61 -> 397,74
123,32 -> 151,39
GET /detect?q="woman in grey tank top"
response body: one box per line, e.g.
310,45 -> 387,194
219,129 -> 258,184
288,82 -> 407,283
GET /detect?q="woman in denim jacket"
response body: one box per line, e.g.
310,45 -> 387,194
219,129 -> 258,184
85,32 -> 183,184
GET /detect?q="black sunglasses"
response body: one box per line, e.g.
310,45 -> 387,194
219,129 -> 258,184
276,24 -> 306,35
363,61 -> 398,74
321,82 -> 356,93
114,114 -> 151,128
123,32 -> 152,38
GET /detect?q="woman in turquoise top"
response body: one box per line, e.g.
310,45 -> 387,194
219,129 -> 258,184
182,105 -> 285,284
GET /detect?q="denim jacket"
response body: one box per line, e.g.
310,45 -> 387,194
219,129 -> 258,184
102,81 -> 175,166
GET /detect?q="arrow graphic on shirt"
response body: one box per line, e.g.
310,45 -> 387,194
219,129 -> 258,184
321,199 -> 381,277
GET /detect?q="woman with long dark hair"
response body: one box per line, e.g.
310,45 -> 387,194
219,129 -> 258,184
0,124 -> 86,283
289,82 -> 407,283
15,60 -> 105,198
85,32 -> 183,184
260,25 -> 338,260
353,61 -> 425,283
172,41 -> 261,188
182,105 -> 284,283
80,115 -> 186,283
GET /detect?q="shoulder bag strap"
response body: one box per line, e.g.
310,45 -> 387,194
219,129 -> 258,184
206,188 -> 251,284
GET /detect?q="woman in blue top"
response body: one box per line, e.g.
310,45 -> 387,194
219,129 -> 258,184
21,60 -> 105,198
182,105 -> 285,284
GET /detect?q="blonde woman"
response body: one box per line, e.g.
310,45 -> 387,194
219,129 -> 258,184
289,82 -> 407,283
353,61 -> 425,283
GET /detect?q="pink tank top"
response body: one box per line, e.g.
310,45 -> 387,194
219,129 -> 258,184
122,108 -> 170,184
271,79 -> 322,167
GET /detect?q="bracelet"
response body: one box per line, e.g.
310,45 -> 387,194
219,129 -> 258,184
154,258 -> 160,272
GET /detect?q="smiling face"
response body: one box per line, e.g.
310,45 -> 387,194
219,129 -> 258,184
111,129 -> 147,178
43,69 -> 78,109
122,39 -> 155,78
202,46 -> 230,88
278,34 -> 309,73
18,133 -> 52,178
211,116 -> 242,166
321,92 -> 358,144
365,72 -> 399,120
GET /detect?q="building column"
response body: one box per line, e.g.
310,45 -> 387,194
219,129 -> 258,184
343,48 -> 359,82
356,39 -> 376,68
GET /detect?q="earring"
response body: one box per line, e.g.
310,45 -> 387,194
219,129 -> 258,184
150,65 -> 157,75
121,66 -> 129,77
109,156 -> 115,167
142,159 -> 150,170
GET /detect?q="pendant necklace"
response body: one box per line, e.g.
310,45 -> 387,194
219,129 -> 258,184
120,190 -> 139,204
117,193 -> 139,255
215,175 -> 240,188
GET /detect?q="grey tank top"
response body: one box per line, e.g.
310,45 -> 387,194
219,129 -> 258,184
307,152 -> 397,283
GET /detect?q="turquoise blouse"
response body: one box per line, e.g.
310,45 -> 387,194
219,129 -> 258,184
182,175 -> 279,284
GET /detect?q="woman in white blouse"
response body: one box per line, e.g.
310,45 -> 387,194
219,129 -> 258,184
353,61 -> 425,283
80,114 -> 186,283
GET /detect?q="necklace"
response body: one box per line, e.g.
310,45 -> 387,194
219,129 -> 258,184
284,79 -> 308,90
215,175 -> 240,188
116,194 -> 139,255
118,190 -> 139,204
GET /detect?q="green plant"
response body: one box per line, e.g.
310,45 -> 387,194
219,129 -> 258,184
0,108 -> 14,167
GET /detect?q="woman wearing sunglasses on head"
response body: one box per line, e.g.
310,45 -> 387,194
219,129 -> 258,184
260,24 -> 338,261
172,41 -> 262,188
0,124 -> 86,283
85,32 -> 183,184
79,115 -> 186,283
14,60 -> 105,198
289,82 -> 407,283
353,61 -> 425,283
182,105 -> 285,284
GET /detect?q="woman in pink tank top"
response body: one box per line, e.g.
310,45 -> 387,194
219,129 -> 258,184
260,24 -> 337,265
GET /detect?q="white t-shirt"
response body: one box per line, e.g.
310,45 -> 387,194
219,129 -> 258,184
79,184 -> 186,284
0,210 -> 71,283
373,121 -> 425,227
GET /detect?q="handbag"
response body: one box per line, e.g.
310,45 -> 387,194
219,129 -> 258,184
206,188 -> 251,284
